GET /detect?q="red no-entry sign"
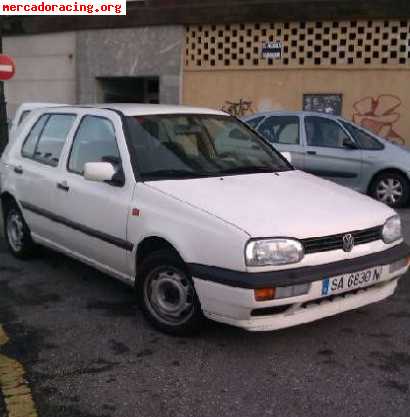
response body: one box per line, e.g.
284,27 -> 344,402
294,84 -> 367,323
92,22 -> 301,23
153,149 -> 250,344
0,54 -> 15,81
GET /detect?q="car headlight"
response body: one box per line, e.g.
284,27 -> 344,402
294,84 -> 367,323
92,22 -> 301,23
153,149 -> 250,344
382,215 -> 402,244
245,239 -> 304,267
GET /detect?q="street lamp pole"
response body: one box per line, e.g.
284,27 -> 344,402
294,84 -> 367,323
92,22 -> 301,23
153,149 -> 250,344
0,17 -> 9,156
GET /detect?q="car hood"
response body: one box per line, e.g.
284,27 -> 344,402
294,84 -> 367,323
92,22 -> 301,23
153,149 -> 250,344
374,136 -> 410,163
147,170 -> 394,238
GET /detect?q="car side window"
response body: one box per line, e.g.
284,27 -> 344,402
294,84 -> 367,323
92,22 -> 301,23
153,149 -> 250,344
21,114 -> 49,158
33,114 -> 76,166
341,121 -> 384,150
258,116 -> 300,145
68,116 -> 121,175
305,116 -> 350,149
246,116 -> 264,129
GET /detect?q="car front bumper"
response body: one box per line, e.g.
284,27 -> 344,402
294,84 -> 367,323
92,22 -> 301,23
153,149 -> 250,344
191,243 -> 410,331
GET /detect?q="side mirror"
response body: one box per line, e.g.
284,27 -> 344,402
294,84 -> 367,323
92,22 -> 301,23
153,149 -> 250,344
343,137 -> 358,150
84,162 -> 116,182
281,151 -> 292,163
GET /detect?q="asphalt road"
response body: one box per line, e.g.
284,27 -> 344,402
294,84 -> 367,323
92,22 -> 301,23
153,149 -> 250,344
1,211 -> 410,417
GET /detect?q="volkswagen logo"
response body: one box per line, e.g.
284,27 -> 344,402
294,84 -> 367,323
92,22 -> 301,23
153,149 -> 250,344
343,234 -> 355,252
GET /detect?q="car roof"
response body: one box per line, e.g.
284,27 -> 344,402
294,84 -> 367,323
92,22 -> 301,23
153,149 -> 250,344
35,103 -> 228,117
242,111 -> 344,120
16,102 -> 68,112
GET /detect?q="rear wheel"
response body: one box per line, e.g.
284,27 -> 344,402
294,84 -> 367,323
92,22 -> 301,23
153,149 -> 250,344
370,172 -> 410,208
136,249 -> 204,336
4,202 -> 36,258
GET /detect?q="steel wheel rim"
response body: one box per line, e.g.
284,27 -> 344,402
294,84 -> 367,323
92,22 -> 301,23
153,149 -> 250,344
6,212 -> 24,253
144,266 -> 195,326
376,178 -> 403,205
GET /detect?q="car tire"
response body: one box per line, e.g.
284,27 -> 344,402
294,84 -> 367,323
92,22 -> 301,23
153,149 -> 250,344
136,249 -> 204,336
3,202 -> 36,259
370,172 -> 410,208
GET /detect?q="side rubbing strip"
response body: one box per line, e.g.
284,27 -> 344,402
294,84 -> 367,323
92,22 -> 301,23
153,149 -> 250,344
21,201 -> 134,252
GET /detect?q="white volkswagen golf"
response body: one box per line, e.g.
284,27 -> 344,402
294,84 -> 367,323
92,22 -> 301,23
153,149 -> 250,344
0,104 -> 409,335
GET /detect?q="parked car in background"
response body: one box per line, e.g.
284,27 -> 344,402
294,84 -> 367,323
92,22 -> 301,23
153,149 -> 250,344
1,104 -> 408,335
243,111 -> 410,208
9,103 -> 67,140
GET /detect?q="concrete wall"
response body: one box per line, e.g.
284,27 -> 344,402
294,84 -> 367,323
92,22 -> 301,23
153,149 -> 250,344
76,26 -> 184,105
4,32 -> 77,117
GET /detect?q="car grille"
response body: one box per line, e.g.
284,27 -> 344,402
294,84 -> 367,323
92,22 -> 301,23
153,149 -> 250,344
301,226 -> 383,254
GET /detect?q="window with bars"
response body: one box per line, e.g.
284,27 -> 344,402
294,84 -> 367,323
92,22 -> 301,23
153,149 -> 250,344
185,20 -> 410,70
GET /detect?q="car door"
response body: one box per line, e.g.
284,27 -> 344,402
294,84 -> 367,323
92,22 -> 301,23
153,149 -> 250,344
54,110 -> 134,278
303,115 -> 363,190
256,115 -> 305,169
13,112 -> 77,241
339,120 -> 387,193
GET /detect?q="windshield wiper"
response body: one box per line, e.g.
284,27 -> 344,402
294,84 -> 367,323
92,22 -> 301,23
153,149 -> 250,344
219,166 -> 278,175
142,169 -> 210,180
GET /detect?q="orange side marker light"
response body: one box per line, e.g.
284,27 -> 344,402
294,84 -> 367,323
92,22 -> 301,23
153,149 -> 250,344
254,288 -> 276,302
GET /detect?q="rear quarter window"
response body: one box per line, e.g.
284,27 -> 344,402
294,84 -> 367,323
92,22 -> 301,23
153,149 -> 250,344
18,110 -> 31,126
21,115 -> 49,158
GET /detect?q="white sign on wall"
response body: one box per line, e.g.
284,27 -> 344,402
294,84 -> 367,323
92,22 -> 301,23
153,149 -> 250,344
261,41 -> 282,59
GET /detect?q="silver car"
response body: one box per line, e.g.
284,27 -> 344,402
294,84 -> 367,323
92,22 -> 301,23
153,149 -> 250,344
243,111 -> 410,208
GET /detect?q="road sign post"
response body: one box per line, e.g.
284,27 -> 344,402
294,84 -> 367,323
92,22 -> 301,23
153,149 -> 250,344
0,19 -> 15,155
0,18 -> 6,156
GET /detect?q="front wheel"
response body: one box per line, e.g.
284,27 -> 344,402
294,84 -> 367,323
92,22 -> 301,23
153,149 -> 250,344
4,203 -> 36,259
136,250 -> 204,336
370,172 -> 410,208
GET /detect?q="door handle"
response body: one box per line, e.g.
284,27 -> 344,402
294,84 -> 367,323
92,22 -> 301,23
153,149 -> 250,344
14,166 -> 23,174
57,181 -> 70,192
307,151 -> 317,155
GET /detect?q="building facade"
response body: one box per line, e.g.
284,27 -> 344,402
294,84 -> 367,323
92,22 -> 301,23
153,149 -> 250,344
183,19 -> 410,144
4,0 -> 410,144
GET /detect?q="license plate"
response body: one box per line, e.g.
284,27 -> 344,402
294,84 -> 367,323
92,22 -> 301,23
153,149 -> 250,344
321,266 -> 383,296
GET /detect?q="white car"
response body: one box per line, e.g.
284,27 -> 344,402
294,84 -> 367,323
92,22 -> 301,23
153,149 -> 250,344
0,104 -> 409,335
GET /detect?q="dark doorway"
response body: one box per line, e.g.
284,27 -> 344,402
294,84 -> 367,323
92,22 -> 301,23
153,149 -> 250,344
97,77 -> 160,104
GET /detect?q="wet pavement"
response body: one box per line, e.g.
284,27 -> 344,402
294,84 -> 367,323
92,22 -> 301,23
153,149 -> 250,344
0,210 -> 410,417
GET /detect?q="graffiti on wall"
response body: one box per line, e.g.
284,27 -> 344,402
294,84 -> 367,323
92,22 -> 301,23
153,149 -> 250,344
352,95 -> 405,145
221,99 -> 255,117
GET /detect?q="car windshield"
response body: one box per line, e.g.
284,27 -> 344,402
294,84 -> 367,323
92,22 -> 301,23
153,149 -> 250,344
125,114 -> 291,180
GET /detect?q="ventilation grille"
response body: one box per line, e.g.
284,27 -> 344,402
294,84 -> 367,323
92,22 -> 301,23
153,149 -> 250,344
302,226 -> 383,254
185,20 -> 410,70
